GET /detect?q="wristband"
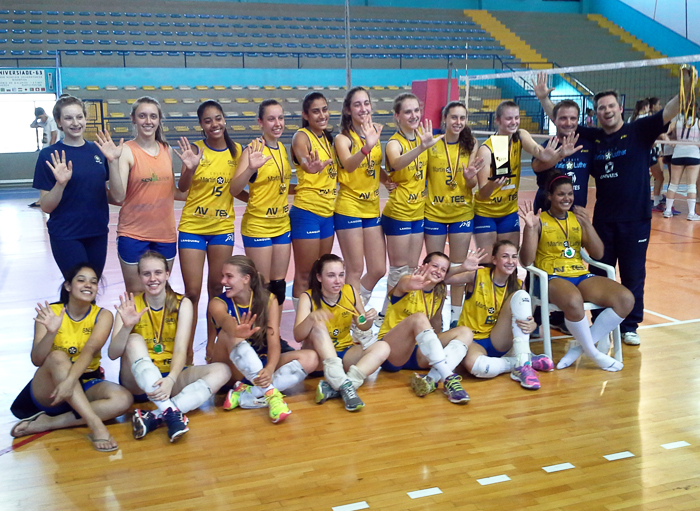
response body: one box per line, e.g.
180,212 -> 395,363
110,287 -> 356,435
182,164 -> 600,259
360,146 -> 370,156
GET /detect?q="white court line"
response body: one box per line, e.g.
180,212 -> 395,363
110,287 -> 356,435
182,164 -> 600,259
643,309 -> 680,322
661,441 -> 690,450
638,318 -> 700,330
408,487 -> 442,499
477,474 -> 510,486
542,463 -> 575,473
332,502 -> 369,511
604,451 -> 635,461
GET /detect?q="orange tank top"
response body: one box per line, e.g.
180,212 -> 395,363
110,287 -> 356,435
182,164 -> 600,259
117,140 -> 177,243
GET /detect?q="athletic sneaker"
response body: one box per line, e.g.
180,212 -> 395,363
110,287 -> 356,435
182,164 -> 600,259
530,354 -> 554,372
410,373 -> 437,397
162,407 -> 189,443
672,207 -> 681,215
511,364 -> 541,390
132,409 -> 162,440
623,331 -> 641,346
443,374 -> 470,404
315,379 -> 340,404
663,209 -> 673,218
264,388 -> 291,424
449,320 -> 458,330
651,204 -> 665,213
223,381 -> 251,411
338,380 -> 364,412
687,213 -> 700,221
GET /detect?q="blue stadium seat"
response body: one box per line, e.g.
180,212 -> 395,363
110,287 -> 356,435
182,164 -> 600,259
129,31 -> 141,35
212,41 -> 223,47
145,31 -> 157,36
272,42 -> 282,48
30,20 -> 42,25
12,29 -> 25,34
82,39 -> 94,44
47,39 -> 59,44
99,40 -> 110,45
47,11 -> 59,16
179,41 -> 192,46
242,42 -> 253,47
148,40 -> 160,45
28,50 -> 42,55
11,50 -> 25,55
151,51 -> 163,56
64,39 -> 77,44
175,31 -> 187,36
215,52 -> 227,57
164,41 -> 176,46
64,50 -> 78,55
132,40 -> 144,45
96,21 -> 107,26
80,30 -> 92,34
114,30 -> 125,35
115,40 -> 127,45
29,29 -> 41,34
125,13 -> 137,17
199,14 -> 210,19
63,29 -> 76,34
167,51 -> 179,56
195,41 -> 208,46
82,50 -> 95,55
112,21 -> 124,26
227,42 -> 238,47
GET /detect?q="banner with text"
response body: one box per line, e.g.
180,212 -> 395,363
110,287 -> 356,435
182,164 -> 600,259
0,69 -> 56,93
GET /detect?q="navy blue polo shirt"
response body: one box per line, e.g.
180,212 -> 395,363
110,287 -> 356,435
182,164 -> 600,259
533,136 -> 593,211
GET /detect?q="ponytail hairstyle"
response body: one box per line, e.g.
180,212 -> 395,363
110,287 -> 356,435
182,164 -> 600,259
543,172 -> 573,211
340,86 -> 370,137
53,95 -> 87,131
491,240 -> 520,300
631,98 -> 650,121
309,254 -> 344,310
494,100 -> 520,143
131,96 -> 169,147
302,91 -> 333,144
197,100 -> 237,159
258,98 -> 282,121
137,251 -> 180,315
59,262 -> 102,305
223,255 -> 271,350
442,101 -> 475,154
421,251 -> 450,317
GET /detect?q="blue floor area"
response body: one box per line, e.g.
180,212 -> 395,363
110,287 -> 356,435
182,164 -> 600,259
0,188 -> 39,200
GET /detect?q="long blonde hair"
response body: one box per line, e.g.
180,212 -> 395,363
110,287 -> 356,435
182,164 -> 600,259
137,251 -> 180,315
224,255 -> 271,350
131,96 -> 169,146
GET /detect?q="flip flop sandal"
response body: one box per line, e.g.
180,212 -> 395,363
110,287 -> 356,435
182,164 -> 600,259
87,434 -> 119,453
10,411 -> 46,438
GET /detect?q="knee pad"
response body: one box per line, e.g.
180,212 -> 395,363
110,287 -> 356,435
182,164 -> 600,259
130,357 -> 162,392
667,182 -> 679,194
272,359 -> 307,392
171,378 -> 211,414
688,184 -> 697,195
229,341 -> 263,382
323,357 -> 348,391
470,355 -> 504,379
346,365 -> 367,390
387,265 -> 409,289
415,329 -> 446,367
510,290 -> 532,321
267,279 -> 286,306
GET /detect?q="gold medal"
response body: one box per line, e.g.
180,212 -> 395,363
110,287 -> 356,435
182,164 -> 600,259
328,166 -> 337,179
279,182 -> 287,195
414,170 -> 423,181
449,181 -> 457,190
153,342 -> 164,354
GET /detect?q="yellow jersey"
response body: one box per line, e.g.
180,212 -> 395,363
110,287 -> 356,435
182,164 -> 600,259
335,129 -> 382,218
458,268 -> 521,340
425,139 -> 474,223
241,143 -> 292,238
179,140 -> 241,235
293,128 -> 338,217
305,284 -> 357,352
377,288 -> 442,340
474,135 -> 521,218
382,132 -> 427,222
49,303 -> 103,373
132,292 -> 183,373
534,211 -> 588,277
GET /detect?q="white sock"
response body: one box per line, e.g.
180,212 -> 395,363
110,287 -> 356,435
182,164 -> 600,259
470,355 -> 515,378
415,328 -> 452,381
229,341 -> 274,395
557,340 -> 583,370
171,379 -> 212,414
653,195 -> 661,206
450,305 -> 461,325
359,284 -> 372,305
347,365 -> 367,390
323,357 -> 348,391
509,290 -> 532,367
689,199 -> 697,213
590,308 -> 624,345
131,357 -> 177,413
565,317 -> 623,371
512,337 -> 531,368
665,198 -> 675,213
428,339 -> 467,383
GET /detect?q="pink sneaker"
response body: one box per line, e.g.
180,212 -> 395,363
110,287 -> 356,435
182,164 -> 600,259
531,354 -> 554,372
511,364 -> 541,390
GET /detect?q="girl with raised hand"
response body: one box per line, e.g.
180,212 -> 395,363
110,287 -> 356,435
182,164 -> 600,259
294,254 -> 390,412
448,242 -> 553,390
290,92 -> 337,309
208,256 -> 317,423
379,93 -> 443,324
519,174 -> 632,371
474,100 -> 561,251
110,251 -> 231,442
10,264 -> 132,452
425,101 -> 482,329
34,95 -> 122,278
174,100 -> 248,360
230,100 -> 293,308
377,252 -> 473,404
333,87 -> 386,307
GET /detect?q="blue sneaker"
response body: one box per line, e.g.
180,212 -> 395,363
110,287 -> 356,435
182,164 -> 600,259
132,409 -> 162,440
443,374 -> 470,404
162,407 -> 189,443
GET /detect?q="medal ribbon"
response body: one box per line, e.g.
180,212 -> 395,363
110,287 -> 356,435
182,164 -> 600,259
421,289 -> 437,319
490,270 -> 504,316
551,212 -> 571,250
145,298 -> 166,348
266,144 -> 287,194
312,130 -> 336,177
232,292 -> 254,324
442,139 -> 461,188
397,130 -> 421,179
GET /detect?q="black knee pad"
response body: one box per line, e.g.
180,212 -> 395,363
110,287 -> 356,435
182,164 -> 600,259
268,279 -> 286,306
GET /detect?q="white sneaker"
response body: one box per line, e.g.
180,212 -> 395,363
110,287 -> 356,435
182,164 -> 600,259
623,332 -> 640,346
662,210 -> 673,218
687,213 -> 700,221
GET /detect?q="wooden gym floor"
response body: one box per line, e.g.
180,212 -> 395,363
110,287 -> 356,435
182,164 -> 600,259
1,172 -> 699,510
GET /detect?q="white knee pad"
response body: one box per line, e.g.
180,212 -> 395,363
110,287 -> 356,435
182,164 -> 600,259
272,359 -> 307,392
470,355 -> 509,378
510,290 -> 532,322
229,341 -> 263,382
323,357 -> 348,391
667,182 -> 679,194
688,184 -> 697,195
171,378 -> 212,414
131,357 -> 162,393
443,339 -> 468,372
415,329 -> 446,367
347,365 -> 367,390
388,265 -> 410,289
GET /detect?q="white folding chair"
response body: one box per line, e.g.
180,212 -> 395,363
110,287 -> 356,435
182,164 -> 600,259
526,249 -> 622,363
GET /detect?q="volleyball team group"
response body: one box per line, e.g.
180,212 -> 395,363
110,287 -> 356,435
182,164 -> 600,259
10,72 -> 686,452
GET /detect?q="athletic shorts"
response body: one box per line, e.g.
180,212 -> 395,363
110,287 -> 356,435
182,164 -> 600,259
424,218 -> 473,236
473,211 -> 520,234
474,337 -> 508,358
242,230 -> 291,248
289,206 -> 334,240
117,236 -> 177,265
671,157 -> 700,167
549,273 -> 597,286
178,232 -> 234,251
381,214 -> 424,236
380,344 -> 424,372
334,213 -> 382,231
30,369 -> 104,416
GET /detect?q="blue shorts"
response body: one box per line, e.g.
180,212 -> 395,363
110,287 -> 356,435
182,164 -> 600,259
242,230 -> 291,248
334,213 -> 382,231
178,231 -> 235,251
290,206 -> 334,240
117,236 -> 177,265
474,337 -> 508,358
30,373 -> 104,416
473,211 -> 520,234
381,214 -> 424,236
550,273 -> 597,286
424,218 -> 473,235
381,345 -> 424,372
